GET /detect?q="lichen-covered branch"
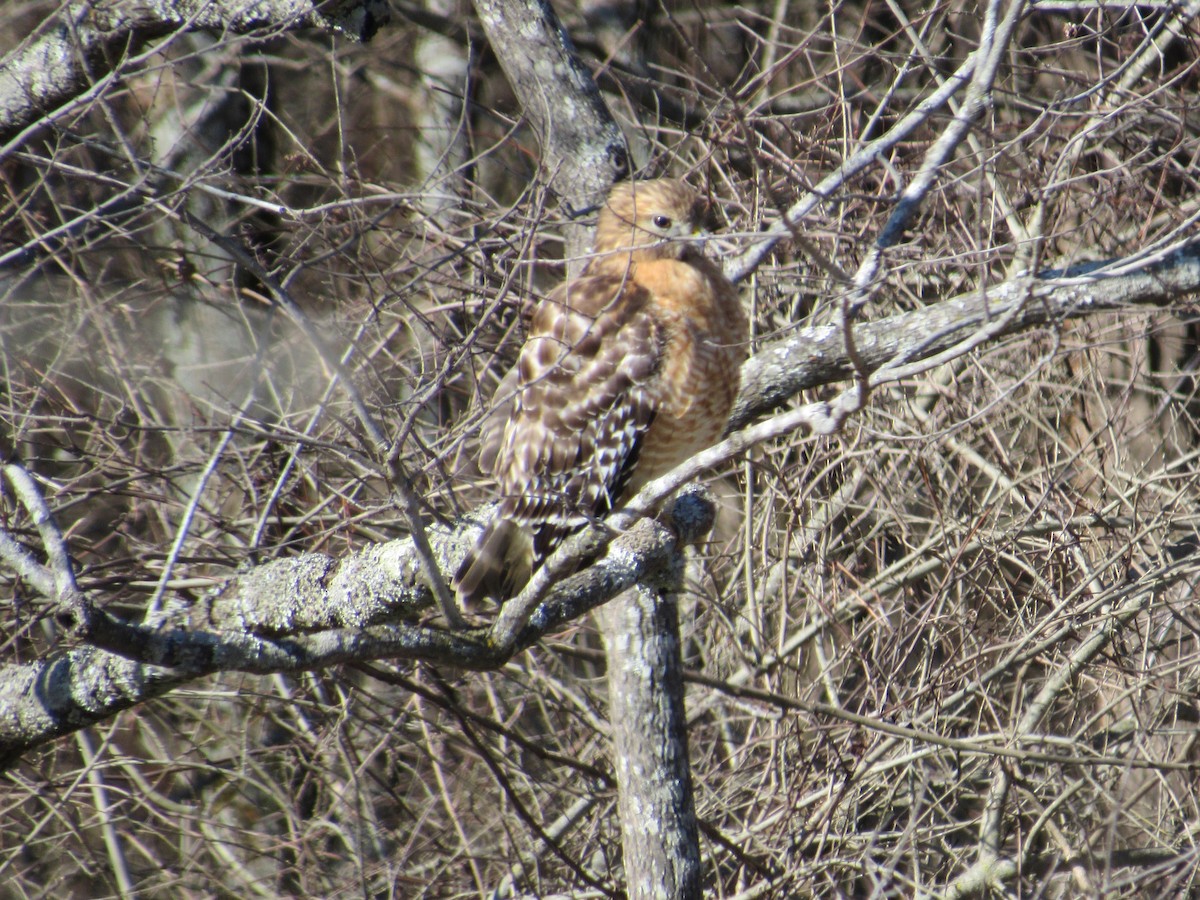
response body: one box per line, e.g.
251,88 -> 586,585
0,0 -> 389,143
730,240 -> 1200,430
0,492 -> 712,766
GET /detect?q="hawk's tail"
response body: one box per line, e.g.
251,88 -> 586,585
454,519 -> 533,609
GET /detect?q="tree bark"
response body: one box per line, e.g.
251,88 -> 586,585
468,1 -> 702,893
601,584 -> 703,900
470,0 -> 628,269
0,0 -> 389,143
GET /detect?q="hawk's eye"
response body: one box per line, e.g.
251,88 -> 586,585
652,215 -> 672,230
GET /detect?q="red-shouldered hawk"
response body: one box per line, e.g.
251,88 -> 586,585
455,178 -> 748,605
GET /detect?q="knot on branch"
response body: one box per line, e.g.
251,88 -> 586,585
55,588 -> 94,637
661,485 -> 717,546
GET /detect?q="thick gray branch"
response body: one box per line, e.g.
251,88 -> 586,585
0,0 -> 389,142
730,243 -> 1200,430
0,492 -> 713,766
0,648 -> 184,771
470,0 -> 627,265
601,587 -> 702,899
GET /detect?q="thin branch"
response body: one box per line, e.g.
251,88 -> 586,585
2,462 -> 78,600
724,48 -> 981,283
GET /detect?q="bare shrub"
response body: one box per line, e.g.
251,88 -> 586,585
5,0 -> 1200,896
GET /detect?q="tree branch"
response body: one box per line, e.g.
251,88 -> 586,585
470,0 -> 628,267
730,240 -> 1200,430
0,0 -> 389,144
0,490 -> 712,766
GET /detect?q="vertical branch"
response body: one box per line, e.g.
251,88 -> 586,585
600,584 -> 702,900
470,0 -> 628,268
468,0 -> 701,893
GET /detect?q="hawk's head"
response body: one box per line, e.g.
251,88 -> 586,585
594,178 -> 705,263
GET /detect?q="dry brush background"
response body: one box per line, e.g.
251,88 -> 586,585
5,0 -> 1200,896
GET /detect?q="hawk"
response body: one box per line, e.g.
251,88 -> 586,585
455,177 -> 748,605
